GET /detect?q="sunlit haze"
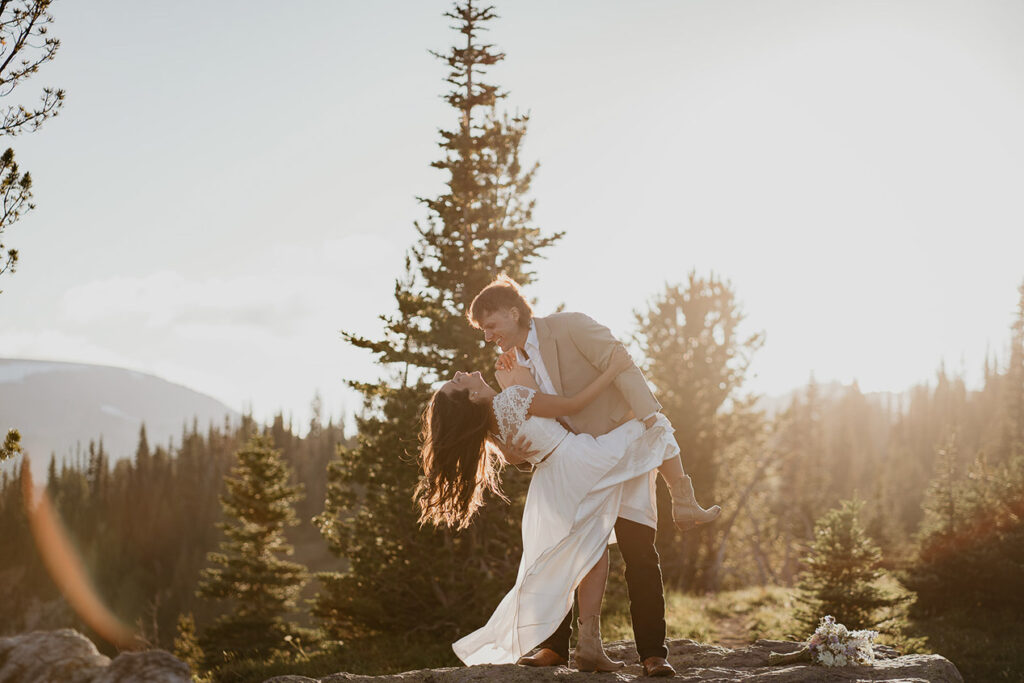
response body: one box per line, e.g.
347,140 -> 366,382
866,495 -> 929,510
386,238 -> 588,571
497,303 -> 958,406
1,0 -> 1022,436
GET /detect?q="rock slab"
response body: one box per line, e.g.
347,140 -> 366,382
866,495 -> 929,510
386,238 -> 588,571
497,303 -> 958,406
265,638 -> 963,682
0,629 -> 191,683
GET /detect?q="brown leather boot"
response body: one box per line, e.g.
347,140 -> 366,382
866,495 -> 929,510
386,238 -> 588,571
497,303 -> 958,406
642,655 -> 676,677
516,648 -> 567,667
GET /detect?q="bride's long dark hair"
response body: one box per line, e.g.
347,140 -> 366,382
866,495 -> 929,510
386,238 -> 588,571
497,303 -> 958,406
415,386 -> 506,530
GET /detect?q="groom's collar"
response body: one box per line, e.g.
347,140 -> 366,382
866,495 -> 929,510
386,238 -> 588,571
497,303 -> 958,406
525,319 -> 540,351
529,316 -> 563,395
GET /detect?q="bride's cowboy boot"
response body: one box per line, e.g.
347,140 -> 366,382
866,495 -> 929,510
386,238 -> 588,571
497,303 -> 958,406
670,474 -> 721,531
573,615 -> 625,672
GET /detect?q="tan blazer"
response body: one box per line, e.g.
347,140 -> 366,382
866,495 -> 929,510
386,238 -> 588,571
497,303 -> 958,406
533,312 -> 661,437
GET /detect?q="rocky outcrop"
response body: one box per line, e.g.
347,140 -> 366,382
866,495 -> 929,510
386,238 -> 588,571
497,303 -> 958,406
0,629 -> 191,683
265,638 -> 963,682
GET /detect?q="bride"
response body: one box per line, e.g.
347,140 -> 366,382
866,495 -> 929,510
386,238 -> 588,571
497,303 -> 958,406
415,348 -> 720,670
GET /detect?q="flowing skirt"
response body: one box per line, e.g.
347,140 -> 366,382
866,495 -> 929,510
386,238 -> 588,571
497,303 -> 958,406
452,414 -> 679,665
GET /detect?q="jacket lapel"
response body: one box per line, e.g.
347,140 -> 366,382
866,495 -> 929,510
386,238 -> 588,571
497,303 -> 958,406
533,316 -> 563,395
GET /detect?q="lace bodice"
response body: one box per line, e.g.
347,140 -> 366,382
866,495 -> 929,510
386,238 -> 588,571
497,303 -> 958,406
492,386 -> 571,464
493,385 -> 536,444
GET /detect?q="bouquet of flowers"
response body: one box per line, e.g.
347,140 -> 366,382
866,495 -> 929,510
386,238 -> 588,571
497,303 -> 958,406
808,615 -> 878,666
768,615 -> 878,667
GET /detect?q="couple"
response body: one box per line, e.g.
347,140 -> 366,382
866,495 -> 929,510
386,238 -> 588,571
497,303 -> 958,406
415,276 -> 721,677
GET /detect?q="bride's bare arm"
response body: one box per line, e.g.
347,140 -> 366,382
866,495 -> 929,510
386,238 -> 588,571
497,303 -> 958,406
527,345 -> 632,419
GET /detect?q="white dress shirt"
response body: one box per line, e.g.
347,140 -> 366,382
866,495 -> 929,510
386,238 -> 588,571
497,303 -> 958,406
517,320 -> 557,395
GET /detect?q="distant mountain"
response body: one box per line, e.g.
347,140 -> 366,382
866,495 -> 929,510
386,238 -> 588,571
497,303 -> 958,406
0,359 -> 239,472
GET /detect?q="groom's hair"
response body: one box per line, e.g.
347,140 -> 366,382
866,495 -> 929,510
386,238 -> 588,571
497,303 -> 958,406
468,274 -> 533,329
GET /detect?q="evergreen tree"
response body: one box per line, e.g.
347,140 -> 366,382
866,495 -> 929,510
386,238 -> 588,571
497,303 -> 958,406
795,499 -> 906,634
922,434 -> 962,538
0,0 -> 65,291
1,429 -> 20,461
135,424 -> 151,465
903,446 -> 1024,613
0,409 -> 344,643
773,379 -> 831,582
901,284 -> 1024,613
196,434 -> 306,667
632,271 -> 764,589
313,0 -> 561,639
0,458 -> 61,631
1003,280 -> 1024,462
173,612 -> 203,675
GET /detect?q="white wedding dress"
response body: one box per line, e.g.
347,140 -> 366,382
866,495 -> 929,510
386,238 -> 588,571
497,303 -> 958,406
452,385 -> 679,666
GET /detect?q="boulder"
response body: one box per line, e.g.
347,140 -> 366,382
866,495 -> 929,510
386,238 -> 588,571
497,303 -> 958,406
264,638 -> 963,682
0,629 -> 191,683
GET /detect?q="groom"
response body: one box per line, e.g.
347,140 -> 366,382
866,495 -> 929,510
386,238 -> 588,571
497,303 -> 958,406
468,275 -> 676,678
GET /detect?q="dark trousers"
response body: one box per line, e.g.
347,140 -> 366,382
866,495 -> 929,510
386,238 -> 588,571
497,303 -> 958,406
540,517 -> 668,661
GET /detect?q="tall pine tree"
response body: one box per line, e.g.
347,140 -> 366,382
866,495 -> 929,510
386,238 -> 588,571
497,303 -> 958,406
196,434 -> 306,667
632,271 -> 764,590
1003,280 -> 1024,462
313,0 -> 561,640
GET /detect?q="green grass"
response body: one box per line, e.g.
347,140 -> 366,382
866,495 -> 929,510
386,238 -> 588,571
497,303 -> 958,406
601,583 -> 801,646
707,585 -> 803,642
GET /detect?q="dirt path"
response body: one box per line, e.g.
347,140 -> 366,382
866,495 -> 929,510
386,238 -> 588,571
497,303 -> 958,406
713,613 -> 751,650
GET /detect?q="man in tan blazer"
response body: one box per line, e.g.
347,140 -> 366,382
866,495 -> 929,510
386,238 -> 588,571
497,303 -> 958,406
469,275 -> 677,678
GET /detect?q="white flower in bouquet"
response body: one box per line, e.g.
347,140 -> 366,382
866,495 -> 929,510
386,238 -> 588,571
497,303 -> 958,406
806,615 -> 878,667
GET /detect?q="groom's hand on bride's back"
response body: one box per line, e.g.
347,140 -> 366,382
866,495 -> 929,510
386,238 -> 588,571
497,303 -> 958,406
496,434 -> 539,470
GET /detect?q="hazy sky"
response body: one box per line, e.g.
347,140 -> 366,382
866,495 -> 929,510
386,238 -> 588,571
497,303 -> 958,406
1,0 -> 1023,430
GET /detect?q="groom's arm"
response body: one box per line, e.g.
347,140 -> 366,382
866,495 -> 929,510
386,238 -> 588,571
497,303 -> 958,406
561,312 -> 661,421
492,434 -> 538,471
